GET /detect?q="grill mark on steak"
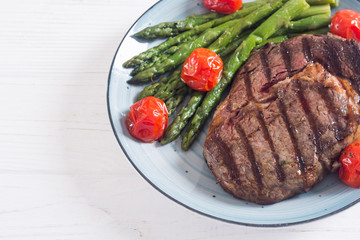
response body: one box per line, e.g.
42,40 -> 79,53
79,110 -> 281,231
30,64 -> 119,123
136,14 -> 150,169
294,79 -> 328,171
280,42 -> 291,74
277,98 -> 308,188
284,36 -> 307,74
295,79 -> 322,150
317,84 -> 349,142
324,38 -> 343,77
260,44 -> 289,93
260,48 -> 272,83
256,109 -> 286,182
348,44 -> 360,95
234,124 -> 263,189
338,40 -> 360,95
244,65 -> 255,101
354,43 -> 360,77
211,134 -> 240,184
332,38 -> 355,76
302,37 -> 312,62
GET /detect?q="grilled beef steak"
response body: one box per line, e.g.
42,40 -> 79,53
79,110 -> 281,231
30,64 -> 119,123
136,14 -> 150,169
203,34 -> 360,204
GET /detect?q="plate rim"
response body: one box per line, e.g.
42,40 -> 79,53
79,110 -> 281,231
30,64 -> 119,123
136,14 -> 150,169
106,0 -> 360,227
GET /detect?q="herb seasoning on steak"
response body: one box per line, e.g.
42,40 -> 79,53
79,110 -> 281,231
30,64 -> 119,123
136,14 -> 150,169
203,34 -> 360,204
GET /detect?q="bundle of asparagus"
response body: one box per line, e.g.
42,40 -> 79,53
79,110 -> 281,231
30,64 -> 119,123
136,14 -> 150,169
123,0 -> 338,150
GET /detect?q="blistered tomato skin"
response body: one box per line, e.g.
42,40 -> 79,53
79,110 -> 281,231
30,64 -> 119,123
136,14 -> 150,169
203,0 -> 242,14
126,97 -> 168,143
330,10 -> 360,42
338,142 -> 360,188
181,48 -> 223,92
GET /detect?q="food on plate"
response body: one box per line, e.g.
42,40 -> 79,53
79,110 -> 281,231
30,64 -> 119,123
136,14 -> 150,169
125,0 -> 334,148
330,9 -> 360,42
181,48 -> 223,91
126,97 -> 168,143
338,142 -> 360,188
203,0 -> 243,14
203,34 -> 360,204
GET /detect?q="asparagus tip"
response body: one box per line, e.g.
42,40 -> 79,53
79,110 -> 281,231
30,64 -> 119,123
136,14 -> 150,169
127,78 -> 146,85
123,61 -> 133,68
160,139 -> 169,145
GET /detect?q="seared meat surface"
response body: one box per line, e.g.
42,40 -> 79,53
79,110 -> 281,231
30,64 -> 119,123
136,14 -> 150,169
203,34 -> 360,204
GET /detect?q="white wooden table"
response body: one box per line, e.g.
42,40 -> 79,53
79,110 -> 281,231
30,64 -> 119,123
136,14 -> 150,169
1,0 -> 359,239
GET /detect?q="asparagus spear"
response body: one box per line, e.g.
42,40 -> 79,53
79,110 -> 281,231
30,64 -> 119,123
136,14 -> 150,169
293,4 -> 330,20
130,53 -> 170,76
261,27 -> 328,46
272,12 -> 330,36
136,65 -> 180,101
155,78 -> 186,101
287,26 -> 329,37
154,66 -> 186,101
181,0 -> 310,151
133,12 -> 224,39
137,81 -> 162,100
161,91 -> 205,144
288,13 -> 331,32
217,30 -> 252,57
306,0 -> 338,7
255,35 -> 289,49
166,86 -> 189,116
123,5 -> 260,68
166,45 -> 182,55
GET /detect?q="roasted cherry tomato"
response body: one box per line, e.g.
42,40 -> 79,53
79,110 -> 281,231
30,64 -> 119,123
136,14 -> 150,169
181,48 -> 223,91
338,142 -> 360,188
330,10 -> 360,42
203,0 -> 242,14
126,96 -> 168,143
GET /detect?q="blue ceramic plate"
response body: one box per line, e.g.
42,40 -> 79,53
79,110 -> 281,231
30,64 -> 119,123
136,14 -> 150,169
108,0 -> 360,226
